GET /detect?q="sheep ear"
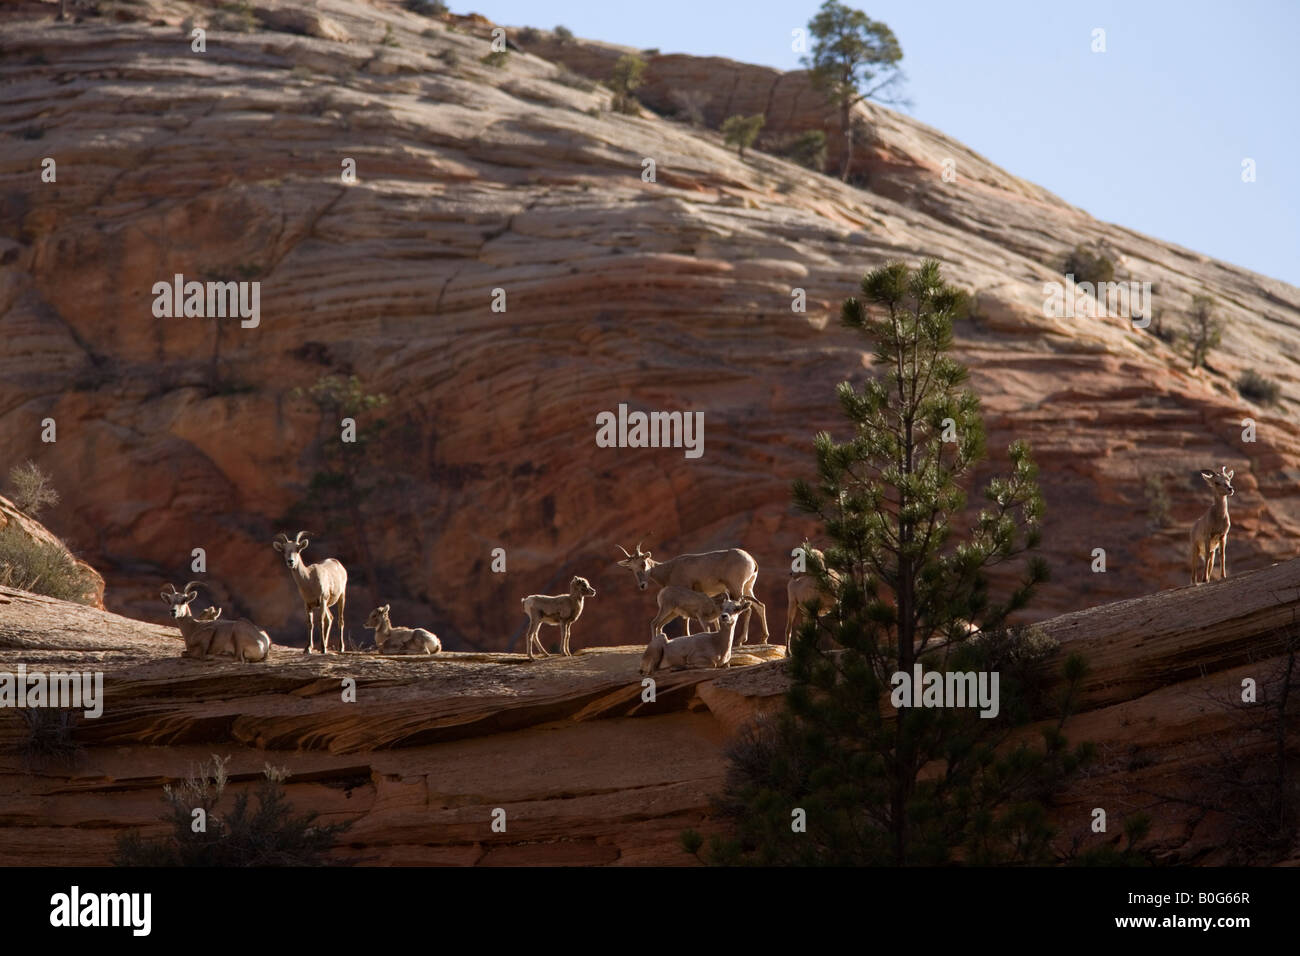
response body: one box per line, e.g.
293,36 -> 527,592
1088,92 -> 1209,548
160,586 -> 174,602
382,604 -> 390,613
1226,468 -> 1235,479
273,540 -> 285,552
1200,470 -> 1214,480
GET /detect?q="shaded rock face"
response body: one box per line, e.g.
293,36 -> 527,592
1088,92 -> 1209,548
1,1 -> 1299,655
2,557 -> 1298,866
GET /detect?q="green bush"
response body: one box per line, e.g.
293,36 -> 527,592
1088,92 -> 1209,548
114,756 -> 354,866
518,26 -> 540,45
404,0 -> 447,14
1237,369 -> 1282,407
0,524 -> 97,604
552,66 -> 595,91
1187,294 -> 1223,369
553,25 -> 574,43
722,113 -> 766,158
609,54 -> 646,114
479,50 -> 508,68
1062,243 -> 1114,285
775,129 -> 827,170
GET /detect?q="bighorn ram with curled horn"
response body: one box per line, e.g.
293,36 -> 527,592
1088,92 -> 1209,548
273,530 -> 348,654
160,582 -> 271,663
616,541 -> 768,645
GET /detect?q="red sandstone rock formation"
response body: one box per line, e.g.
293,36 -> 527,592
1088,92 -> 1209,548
0,0 -> 1297,661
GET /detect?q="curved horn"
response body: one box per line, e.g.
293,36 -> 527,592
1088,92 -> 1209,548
274,532 -> 291,545
616,544 -> 631,558
295,530 -> 310,544
183,580 -> 204,598
635,540 -> 646,555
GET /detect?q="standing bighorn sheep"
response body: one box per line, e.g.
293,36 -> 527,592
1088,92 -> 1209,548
160,582 -> 271,663
364,604 -> 441,655
520,576 -> 596,660
649,585 -> 732,640
616,542 -> 769,645
639,595 -> 752,675
1190,466 -> 1234,585
273,531 -> 348,654
785,547 -> 840,648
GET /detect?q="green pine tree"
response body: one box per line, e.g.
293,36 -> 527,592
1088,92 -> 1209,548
702,259 -> 1092,865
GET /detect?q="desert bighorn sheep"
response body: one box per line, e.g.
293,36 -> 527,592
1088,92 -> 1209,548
520,576 -> 596,660
364,604 -> 442,655
159,582 -> 271,663
786,548 -> 840,647
639,595 -> 752,675
616,542 -> 768,645
1190,466 -> 1234,585
273,531 -> 348,654
648,585 -> 732,640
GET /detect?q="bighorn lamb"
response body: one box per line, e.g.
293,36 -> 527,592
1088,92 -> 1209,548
364,604 -> 441,655
649,585 -> 731,640
617,542 -> 768,645
639,595 -> 752,675
160,582 -> 271,663
273,531 -> 348,654
1190,466 -> 1234,585
520,576 -> 596,660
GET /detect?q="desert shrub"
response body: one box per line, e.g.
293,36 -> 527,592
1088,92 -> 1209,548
772,129 -> 827,170
722,113 -> 765,158
404,0 -> 447,14
1062,243 -> 1115,285
18,709 -> 82,770
518,26 -> 540,44
114,756 -> 354,866
7,460 -> 59,518
1237,369 -> 1282,407
608,54 -> 646,114
433,47 -> 458,66
479,50 -> 508,68
553,24 -> 574,43
0,524 -> 96,604
380,23 -> 400,47
642,47 -> 660,56
1187,294 -> 1223,369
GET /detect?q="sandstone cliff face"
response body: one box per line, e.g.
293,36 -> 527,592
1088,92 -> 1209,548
1,0 -> 1299,657
0,493 -> 103,608
2,556 -> 1297,866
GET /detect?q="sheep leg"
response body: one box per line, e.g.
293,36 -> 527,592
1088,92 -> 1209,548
321,604 -> 334,655
330,595 -> 340,655
305,607 -> 318,653
562,621 -> 572,656
1219,535 -> 1228,578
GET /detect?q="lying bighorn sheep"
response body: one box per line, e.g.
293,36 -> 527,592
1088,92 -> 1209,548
639,595 -> 752,675
649,585 -> 730,641
273,531 -> 348,654
520,576 -> 596,660
616,541 -> 768,645
160,582 -> 271,663
1190,466 -> 1234,585
364,604 -> 441,655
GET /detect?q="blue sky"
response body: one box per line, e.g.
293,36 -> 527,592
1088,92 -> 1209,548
471,0 -> 1299,287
